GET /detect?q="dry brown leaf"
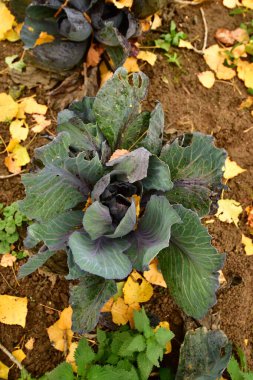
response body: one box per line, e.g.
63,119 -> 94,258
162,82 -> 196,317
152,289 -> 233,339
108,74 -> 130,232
123,270 -> 153,305
0,253 -> 16,267
47,306 -> 73,352
137,51 -> 157,66
214,28 -> 236,46
86,43 -> 104,68
242,234 -> 253,255
216,199 -> 242,226
0,93 -> 19,122
223,157 -> 246,180
34,32 -> 55,46
197,71 -> 215,89
0,295 -> 28,327
109,149 -> 129,162
143,258 -> 167,288
25,337 -> 35,351
12,349 -> 26,363
123,57 -> 140,73
31,114 -> 51,133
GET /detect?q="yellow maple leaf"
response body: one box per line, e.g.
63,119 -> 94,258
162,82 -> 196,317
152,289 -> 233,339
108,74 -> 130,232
123,270 -> 153,305
137,51 -> 157,66
18,97 -> 47,115
223,157 -> 246,180
12,349 -> 26,363
111,297 -> 129,325
204,45 -> 236,80
0,295 -> 28,327
242,234 -> 253,255
123,57 -> 140,73
0,361 -> 9,380
197,71 -> 215,89
9,119 -> 29,142
0,253 -> 16,267
5,144 -> 30,174
66,342 -> 78,372
106,0 -> 133,8
34,31 -> 55,46
47,306 -> 73,352
0,93 -> 19,122
216,199 -> 242,226
143,258 -> 167,288
31,114 -> 51,133
242,0 -> 253,9
0,3 -> 15,40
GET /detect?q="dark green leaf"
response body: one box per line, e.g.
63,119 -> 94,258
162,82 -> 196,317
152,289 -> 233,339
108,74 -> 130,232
146,336 -> 164,367
93,67 -> 148,150
66,249 -> 86,280
87,364 -> 135,380
44,362 -> 74,380
141,102 -> 164,155
121,111 -> 150,150
118,335 -> 146,357
65,153 -> 104,186
142,156 -> 173,192
132,0 -> 167,18
59,8 -> 92,41
137,352 -> 154,380
227,356 -> 244,380
127,195 -> 181,270
133,308 -> 152,338
75,338 -> 95,377
70,274 -> 117,332
155,327 -> 174,347
35,132 -> 71,166
176,328 -> 232,380
159,205 -> 225,319
69,232 -> 131,279
18,249 -> 55,279
160,133 -> 226,217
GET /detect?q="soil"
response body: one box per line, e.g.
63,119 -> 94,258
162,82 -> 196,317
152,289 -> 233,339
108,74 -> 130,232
0,0 -> 253,378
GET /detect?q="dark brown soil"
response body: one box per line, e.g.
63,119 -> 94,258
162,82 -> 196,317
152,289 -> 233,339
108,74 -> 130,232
1,0 -> 253,378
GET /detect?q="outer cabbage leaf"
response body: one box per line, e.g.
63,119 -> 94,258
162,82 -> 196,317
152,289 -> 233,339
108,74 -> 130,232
58,97 -> 95,125
69,232 -> 131,279
93,68 -> 149,150
121,111 -> 150,150
176,328 -> 232,380
70,273 -> 117,332
65,153 -> 104,186
160,133 -> 226,217
127,195 -> 181,270
140,102 -> 164,155
66,249 -> 86,280
35,132 -> 71,166
24,211 -> 83,250
159,205 -> 225,319
132,0 -> 167,18
83,201 -> 114,240
142,156 -> 173,192
18,248 -> 55,278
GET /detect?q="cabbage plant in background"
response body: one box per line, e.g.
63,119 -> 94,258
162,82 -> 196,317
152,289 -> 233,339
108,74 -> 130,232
18,68 -> 227,332
17,0 -> 166,72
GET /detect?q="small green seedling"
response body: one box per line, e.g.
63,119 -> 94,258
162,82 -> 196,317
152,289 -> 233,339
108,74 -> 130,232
0,202 -> 28,258
227,347 -> 253,380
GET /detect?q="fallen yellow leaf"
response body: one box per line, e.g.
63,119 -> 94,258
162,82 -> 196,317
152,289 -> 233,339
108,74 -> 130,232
143,258 -> 167,287
123,57 -> 140,73
9,119 -> 29,142
242,234 -> 253,255
100,62 -> 113,87
0,3 -> 15,40
154,321 -> 172,354
0,93 -> 18,122
101,297 -> 114,312
106,0 -> 133,8
223,0 -> 238,7
5,144 -> 30,174
239,96 -> 253,109
223,157 -> 246,180
137,51 -> 157,66
197,71 -> 215,89
127,302 -> 141,328
0,253 -> 16,267
179,40 -> 194,50
111,297 -> 129,325
66,342 -> 78,372
242,0 -> 253,9
12,349 -> 26,363
204,44 -> 236,80
237,59 -> 253,88
4,28 -> 20,42
123,270 -> 153,305
216,199 -> 242,226
151,13 -> 162,30
0,361 -> 9,380
47,306 -> 73,352
0,295 -> 28,327
31,114 -> 51,133
19,97 -> 47,115
25,337 -> 35,351
34,31 -> 55,46
6,138 -> 19,153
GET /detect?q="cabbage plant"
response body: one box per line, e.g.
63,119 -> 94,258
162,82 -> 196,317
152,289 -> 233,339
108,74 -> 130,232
19,0 -> 165,72
19,68 -> 226,332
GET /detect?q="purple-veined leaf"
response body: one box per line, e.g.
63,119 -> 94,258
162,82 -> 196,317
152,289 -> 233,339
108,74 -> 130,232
142,156 -> 173,192
83,201 -> 114,240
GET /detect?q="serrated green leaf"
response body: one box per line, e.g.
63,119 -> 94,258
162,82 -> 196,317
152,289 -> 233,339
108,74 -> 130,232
118,335 -> 146,357
133,308 -> 152,338
127,195 -> 181,270
18,249 -> 55,278
141,102 -> 164,155
93,68 -> 148,150
142,156 -> 173,192
160,133 -> 226,217
146,336 -> 164,367
44,362 -> 74,380
227,356 -> 244,380
155,327 -> 174,347
176,328 -> 232,380
70,274 -> 117,332
137,352 -> 154,380
69,232 -> 131,279
159,205 -> 225,319
75,337 -> 95,377
111,331 -> 132,355
87,364 -> 135,380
